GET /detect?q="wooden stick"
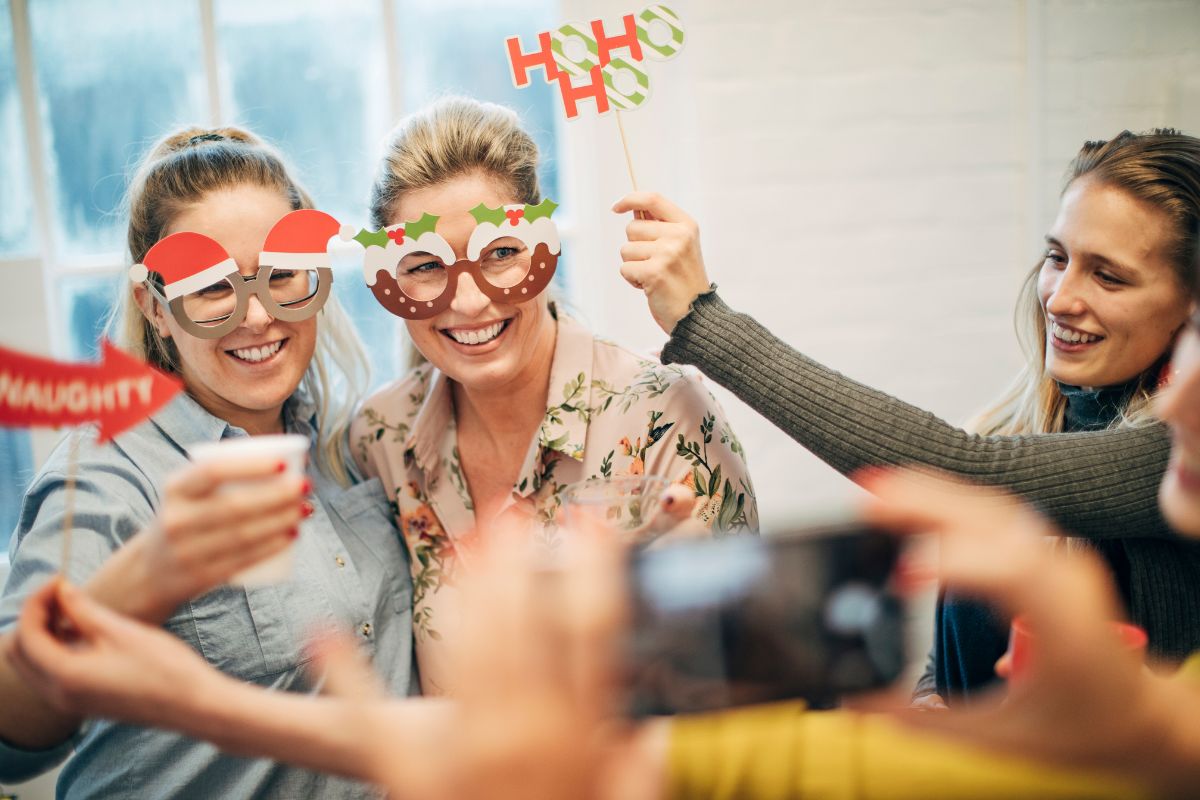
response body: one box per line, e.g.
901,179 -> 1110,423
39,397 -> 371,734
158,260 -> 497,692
60,430 -> 82,578
615,111 -> 639,191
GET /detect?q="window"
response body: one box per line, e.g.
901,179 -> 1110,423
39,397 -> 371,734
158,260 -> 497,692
3,0 -> 562,551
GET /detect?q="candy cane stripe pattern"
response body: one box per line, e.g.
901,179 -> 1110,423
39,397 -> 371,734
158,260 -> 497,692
507,5 -> 684,121
638,5 -> 685,59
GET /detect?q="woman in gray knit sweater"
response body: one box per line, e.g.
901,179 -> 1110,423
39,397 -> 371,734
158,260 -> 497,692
612,130 -> 1200,693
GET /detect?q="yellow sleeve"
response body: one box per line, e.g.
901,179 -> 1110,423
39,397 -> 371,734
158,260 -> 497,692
668,702 -> 1148,800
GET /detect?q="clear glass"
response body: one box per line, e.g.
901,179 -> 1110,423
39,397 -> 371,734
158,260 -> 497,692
59,272 -> 123,360
0,0 -> 36,256
28,0 -> 206,257
0,428 -> 33,552
561,475 -> 670,541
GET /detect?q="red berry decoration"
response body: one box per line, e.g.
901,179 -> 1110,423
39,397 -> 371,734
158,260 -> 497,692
387,228 -> 406,245
505,208 -> 524,226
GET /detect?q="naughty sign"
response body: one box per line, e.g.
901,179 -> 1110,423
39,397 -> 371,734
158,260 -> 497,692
506,5 -> 684,120
0,340 -> 182,442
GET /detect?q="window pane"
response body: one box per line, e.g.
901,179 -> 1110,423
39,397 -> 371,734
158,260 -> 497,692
395,0 -> 562,202
215,0 -> 392,384
0,0 -> 35,256
0,428 -> 33,553
29,0 -> 206,257
60,272 -> 122,360
214,0 -> 386,228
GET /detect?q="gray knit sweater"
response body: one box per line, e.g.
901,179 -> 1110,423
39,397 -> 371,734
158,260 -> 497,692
661,290 -> 1200,660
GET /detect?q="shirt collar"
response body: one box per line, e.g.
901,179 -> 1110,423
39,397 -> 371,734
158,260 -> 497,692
403,309 -> 597,477
135,386 -> 320,453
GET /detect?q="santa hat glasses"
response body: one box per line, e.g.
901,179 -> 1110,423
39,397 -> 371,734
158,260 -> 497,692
129,209 -> 351,340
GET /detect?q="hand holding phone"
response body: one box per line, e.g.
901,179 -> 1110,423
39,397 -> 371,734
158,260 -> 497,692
625,523 -> 906,716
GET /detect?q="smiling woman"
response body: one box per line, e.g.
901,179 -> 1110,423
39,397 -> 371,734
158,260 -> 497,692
351,97 -> 758,695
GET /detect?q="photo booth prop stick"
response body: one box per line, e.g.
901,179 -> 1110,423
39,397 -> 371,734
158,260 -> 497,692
505,5 -> 685,190
0,340 -> 182,572
356,199 -> 561,319
128,209 -> 354,339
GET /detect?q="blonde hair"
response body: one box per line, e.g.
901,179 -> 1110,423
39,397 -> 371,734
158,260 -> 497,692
369,96 -> 547,367
369,96 -> 542,230
972,129 -> 1200,435
106,126 -> 369,485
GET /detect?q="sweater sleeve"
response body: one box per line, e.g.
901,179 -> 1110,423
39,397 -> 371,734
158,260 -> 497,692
661,291 -> 1173,541
667,702 -> 1147,800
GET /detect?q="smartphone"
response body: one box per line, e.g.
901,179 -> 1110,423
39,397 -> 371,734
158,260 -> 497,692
624,522 -> 905,717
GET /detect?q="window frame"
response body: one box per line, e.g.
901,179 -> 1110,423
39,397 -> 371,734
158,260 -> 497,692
2,0 -> 570,562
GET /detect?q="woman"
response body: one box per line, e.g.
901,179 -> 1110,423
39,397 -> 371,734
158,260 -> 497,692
612,129 -> 1200,702
0,128 -> 416,798
347,97 -> 757,692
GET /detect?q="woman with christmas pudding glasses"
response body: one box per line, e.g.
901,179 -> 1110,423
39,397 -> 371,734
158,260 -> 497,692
0,128 -> 416,798
610,128 -> 1200,704
348,96 -> 756,694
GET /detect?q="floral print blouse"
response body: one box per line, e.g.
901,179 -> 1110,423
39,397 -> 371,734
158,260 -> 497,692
351,311 -> 757,693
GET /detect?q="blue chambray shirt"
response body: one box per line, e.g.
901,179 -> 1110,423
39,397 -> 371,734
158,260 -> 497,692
0,391 -> 417,799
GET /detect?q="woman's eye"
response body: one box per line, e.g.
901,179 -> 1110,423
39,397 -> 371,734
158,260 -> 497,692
404,261 -> 441,275
1043,250 -> 1066,266
197,282 -> 231,296
269,270 -> 296,282
1097,271 -> 1126,286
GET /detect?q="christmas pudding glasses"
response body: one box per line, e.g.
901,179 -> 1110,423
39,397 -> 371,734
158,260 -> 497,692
357,199 -> 560,320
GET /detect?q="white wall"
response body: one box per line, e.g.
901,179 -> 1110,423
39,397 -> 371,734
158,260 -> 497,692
560,0 -> 1200,525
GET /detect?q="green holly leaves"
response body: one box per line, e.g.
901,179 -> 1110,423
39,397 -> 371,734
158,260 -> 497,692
524,198 -> 559,222
353,228 -> 390,249
405,212 -> 440,240
353,212 -> 441,250
470,198 -> 559,227
469,203 -> 509,227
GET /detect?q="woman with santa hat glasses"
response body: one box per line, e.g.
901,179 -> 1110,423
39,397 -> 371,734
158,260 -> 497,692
0,127 -> 416,799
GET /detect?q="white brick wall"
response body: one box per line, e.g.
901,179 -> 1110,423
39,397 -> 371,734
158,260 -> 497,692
560,0 -> 1200,525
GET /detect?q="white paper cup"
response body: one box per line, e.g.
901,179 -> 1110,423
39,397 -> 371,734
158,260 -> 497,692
186,433 -> 309,586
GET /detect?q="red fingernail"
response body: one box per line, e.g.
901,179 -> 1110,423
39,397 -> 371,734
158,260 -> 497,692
288,527 -> 299,540
275,461 -> 288,474
300,478 -> 313,495
300,501 -> 314,519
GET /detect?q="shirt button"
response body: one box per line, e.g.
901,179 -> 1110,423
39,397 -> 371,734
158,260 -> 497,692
360,622 -> 373,638
335,555 -> 346,568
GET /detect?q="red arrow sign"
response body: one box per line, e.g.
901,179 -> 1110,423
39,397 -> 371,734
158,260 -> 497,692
0,340 -> 183,442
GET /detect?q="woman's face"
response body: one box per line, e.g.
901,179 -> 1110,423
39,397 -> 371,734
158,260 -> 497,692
1038,177 -> 1191,388
1157,311 -> 1200,537
137,184 -> 318,424
393,171 -> 555,393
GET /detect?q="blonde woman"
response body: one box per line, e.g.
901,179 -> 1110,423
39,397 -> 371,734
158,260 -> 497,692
348,97 -> 756,693
611,129 -> 1200,703
0,129 -> 416,798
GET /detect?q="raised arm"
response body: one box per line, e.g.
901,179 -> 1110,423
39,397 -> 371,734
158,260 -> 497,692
612,192 -> 1171,541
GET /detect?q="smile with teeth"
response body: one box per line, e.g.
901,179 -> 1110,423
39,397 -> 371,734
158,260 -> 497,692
1050,321 -> 1103,345
443,320 -> 510,346
229,339 -> 285,363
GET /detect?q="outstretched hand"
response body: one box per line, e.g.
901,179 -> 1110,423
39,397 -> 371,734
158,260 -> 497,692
612,192 -> 712,335
860,469 -> 1197,797
7,578 -> 216,726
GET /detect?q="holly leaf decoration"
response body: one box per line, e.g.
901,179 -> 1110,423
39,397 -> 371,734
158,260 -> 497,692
469,203 -> 508,227
354,228 -> 390,250
523,198 -> 559,222
405,212 -> 440,240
